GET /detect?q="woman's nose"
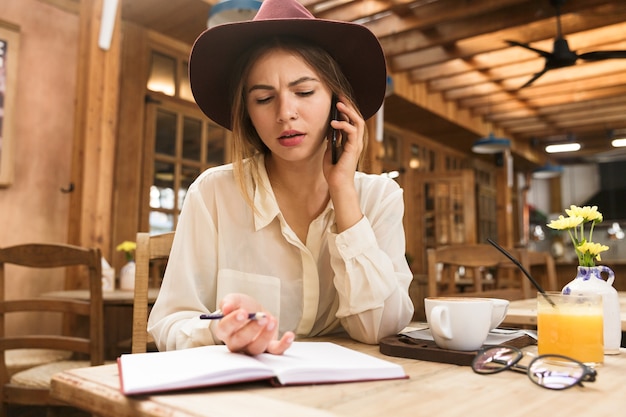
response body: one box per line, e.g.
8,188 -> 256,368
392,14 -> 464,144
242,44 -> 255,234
277,97 -> 298,122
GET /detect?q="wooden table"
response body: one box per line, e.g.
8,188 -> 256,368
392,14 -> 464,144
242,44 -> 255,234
50,332 -> 626,417
44,289 -> 159,359
504,292 -> 626,331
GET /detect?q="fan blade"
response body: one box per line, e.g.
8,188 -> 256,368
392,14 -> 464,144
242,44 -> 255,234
578,50 -> 626,61
520,68 -> 549,89
506,40 -> 552,59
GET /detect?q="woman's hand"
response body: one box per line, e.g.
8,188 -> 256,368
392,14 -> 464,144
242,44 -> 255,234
324,97 -> 365,233
212,293 -> 294,355
324,97 -> 365,186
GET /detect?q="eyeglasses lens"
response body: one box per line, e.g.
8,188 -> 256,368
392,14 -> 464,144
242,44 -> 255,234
472,347 -> 521,374
527,355 -> 588,390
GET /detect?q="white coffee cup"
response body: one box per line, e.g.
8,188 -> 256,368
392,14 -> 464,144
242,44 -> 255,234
425,297 -> 493,351
485,298 -> 509,330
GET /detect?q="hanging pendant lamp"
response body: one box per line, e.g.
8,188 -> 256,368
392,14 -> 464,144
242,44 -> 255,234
207,0 -> 262,28
472,132 -> 511,154
532,163 -> 563,179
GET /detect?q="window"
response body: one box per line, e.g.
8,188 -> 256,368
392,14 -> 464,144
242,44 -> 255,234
147,106 -> 227,233
145,50 -> 227,233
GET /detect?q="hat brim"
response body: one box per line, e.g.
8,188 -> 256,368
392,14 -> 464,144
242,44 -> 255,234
189,19 -> 387,130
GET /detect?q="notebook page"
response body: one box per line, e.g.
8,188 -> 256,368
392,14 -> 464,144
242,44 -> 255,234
255,342 -> 406,385
119,345 -> 274,395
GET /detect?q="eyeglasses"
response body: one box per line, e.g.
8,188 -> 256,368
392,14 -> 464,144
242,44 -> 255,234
471,345 -> 597,390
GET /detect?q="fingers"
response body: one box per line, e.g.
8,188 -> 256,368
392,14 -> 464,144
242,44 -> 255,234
213,294 -> 292,355
330,100 -> 364,160
213,308 -> 267,350
220,293 -> 261,315
336,99 -> 364,130
217,314 -> 293,356
233,316 -> 282,356
266,331 -> 295,355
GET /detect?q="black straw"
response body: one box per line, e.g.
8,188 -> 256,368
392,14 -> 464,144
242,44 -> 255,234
487,238 -> 556,307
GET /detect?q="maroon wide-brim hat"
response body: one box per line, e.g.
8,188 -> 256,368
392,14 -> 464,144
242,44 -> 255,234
189,0 -> 387,130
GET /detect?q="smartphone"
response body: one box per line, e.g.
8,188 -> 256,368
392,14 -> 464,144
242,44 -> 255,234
330,95 -> 341,164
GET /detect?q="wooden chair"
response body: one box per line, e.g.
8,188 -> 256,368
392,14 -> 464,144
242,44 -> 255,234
0,243 -> 104,416
521,248 -> 558,296
427,244 -> 558,301
131,232 -> 175,354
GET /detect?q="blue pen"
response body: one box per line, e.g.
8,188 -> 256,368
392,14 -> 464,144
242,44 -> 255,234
199,309 -> 267,320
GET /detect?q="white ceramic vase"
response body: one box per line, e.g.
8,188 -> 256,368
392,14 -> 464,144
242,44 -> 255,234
120,260 -> 136,291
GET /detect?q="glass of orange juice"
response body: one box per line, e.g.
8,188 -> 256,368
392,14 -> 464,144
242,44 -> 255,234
537,291 -> 603,365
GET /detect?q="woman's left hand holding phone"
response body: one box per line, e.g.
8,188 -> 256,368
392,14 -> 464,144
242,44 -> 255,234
212,293 -> 294,355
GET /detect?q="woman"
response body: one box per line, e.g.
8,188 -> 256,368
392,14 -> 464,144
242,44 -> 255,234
148,0 -> 414,355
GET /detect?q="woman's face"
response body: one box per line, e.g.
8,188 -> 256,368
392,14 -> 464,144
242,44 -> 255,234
245,48 -> 333,163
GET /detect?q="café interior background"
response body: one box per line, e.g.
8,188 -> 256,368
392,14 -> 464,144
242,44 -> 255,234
1,0 -> 625,337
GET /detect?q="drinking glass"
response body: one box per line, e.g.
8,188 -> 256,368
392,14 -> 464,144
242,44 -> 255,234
537,291 -> 603,365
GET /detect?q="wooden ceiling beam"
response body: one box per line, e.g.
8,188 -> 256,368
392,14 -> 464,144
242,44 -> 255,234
493,103 -> 626,126
505,109 -> 626,133
515,120 -> 625,140
443,62 -> 626,101
357,0 -> 530,40
312,0 -> 390,22
408,19 -> 626,82
481,95 -> 626,122
531,93 -> 626,115
388,2 -> 626,70
551,109 -> 626,128
425,30 -> 626,90
515,72 -> 626,99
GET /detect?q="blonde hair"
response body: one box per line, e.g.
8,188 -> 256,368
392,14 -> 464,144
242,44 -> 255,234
228,37 -> 369,209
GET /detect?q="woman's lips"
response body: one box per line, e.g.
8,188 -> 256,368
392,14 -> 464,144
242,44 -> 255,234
278,131 -> 305,147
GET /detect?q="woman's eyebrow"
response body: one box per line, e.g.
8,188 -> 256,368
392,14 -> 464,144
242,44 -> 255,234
288,76 -> 319,87
247,76 -> 320,94
247,84 -> 273,94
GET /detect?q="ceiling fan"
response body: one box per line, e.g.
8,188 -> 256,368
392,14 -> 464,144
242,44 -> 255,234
506,0 -> 626,88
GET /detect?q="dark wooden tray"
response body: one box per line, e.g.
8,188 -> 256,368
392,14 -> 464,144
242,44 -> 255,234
379,333 -> 536,366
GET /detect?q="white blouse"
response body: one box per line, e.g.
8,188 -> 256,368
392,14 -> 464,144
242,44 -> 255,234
148,154 -> 414,351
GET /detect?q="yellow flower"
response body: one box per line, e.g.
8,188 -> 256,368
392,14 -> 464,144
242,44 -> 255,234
565,205 -> 603,223
116,241 -> 137,252
577,241 -> 609,261
116,241 -> 137,262
546,205 -> 609,267
547,215 -> 583,230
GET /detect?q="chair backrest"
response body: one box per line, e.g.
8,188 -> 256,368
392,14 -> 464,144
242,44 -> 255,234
427,244 -> 558,301
0,243 -> 104,405
521,248 -> 558,295
132,232 -> 174,354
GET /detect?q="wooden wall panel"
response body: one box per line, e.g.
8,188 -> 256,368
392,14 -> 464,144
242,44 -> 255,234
0,0 -> 79,335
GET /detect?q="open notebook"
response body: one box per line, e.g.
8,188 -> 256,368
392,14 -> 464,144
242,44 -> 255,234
118,341 -> 407,395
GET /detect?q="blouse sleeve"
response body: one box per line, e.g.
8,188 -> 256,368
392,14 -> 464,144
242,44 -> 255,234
327,179 -> 414,344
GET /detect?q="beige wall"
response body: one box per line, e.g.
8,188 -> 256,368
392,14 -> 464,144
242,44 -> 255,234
0,0 -> 79,334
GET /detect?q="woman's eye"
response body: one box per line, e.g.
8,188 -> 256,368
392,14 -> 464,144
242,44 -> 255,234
255,96 -> 272,104
297,91 -> 314,97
